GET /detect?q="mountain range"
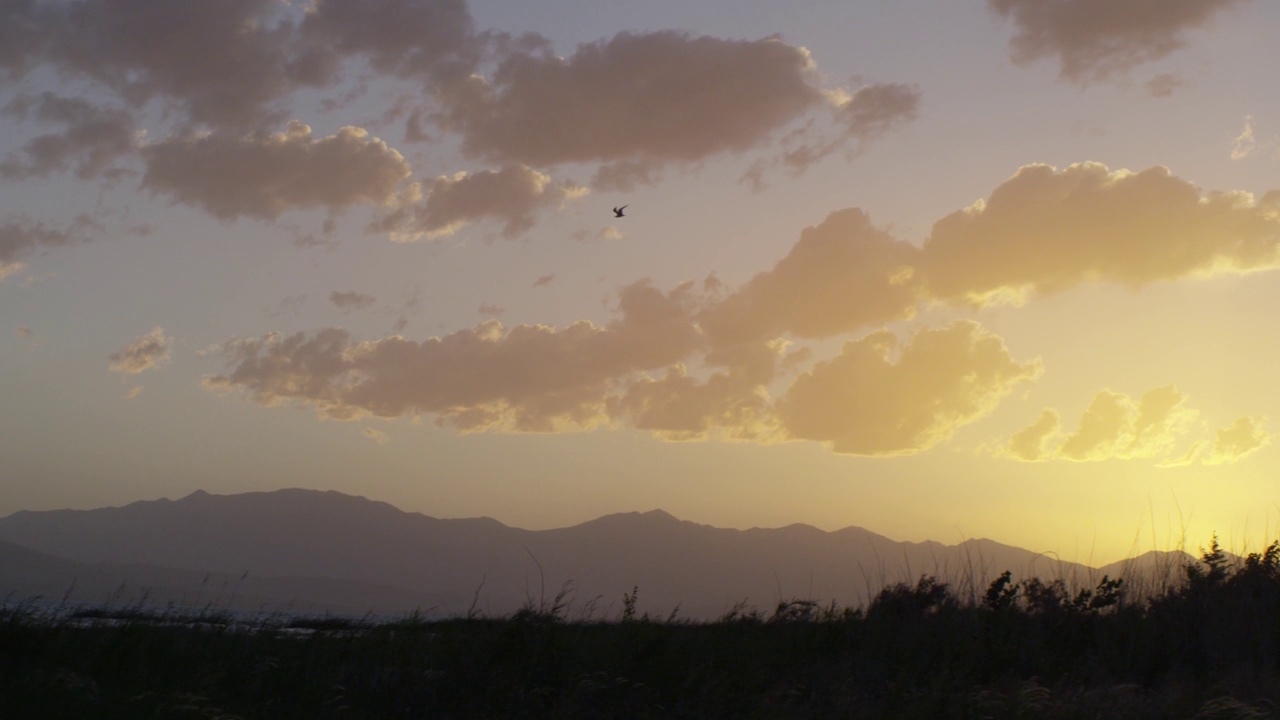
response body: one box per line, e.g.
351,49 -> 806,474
0,489 -> 1193,620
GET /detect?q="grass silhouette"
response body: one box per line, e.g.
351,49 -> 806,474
3,539 -> 1280,718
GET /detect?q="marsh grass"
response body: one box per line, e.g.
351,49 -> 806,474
4,539 -> 1280,718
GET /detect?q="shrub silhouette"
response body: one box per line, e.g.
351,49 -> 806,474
5,535 -> 1280,718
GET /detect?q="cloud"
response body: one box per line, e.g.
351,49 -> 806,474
142,121 -> 411,221
0,93 -> 138,180
201,162 -> 1280,454
0,0 -> 485,130
1232,115 -> 1259,160
1002,409 -> 1062,462
289,0 -> 477,87
375,165 -> 586,239
993,385 -> 1271,465
988,0 -> 1247,84
205,281 -> 704,431
1145,73 -> 1184,98
1204,416 -> 1269,465
109,327 -> 172,375
699,208 -> 922,350
0,214 -> 89,279
1230,115 -> 1279,161
443,32 -> 822,168
362,427 -> 389,445
436,30 -> 915,184
532,274 -> 556,288
330,290 -> 377,311
775,321 -> 1042,456
15,325 -> 32,337
478,303 -> 505,317
920,162 -> 1280,304
771,82 -> 921,178
608,364 -> 776,442
15,0 -> 296,128
1056,385 -> 1197,461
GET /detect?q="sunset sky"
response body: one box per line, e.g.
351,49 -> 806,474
3,0 -> 1279,566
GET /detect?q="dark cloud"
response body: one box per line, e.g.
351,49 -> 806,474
439,31 -> 880,178
374,165 -> 586,239
36,0 -> 294,127
290,0 -> 477,87
1,93 -> 137,180
989,0 -> 1247,84
330,290 -> 377,311
0,213 -> 91,279
142,121 -> 411,220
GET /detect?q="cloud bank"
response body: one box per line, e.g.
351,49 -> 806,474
205,162 -> 1278,457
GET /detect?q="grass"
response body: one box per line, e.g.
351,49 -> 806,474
4,539 -> 1280,718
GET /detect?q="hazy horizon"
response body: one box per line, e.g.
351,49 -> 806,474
3,0 -> 1279,568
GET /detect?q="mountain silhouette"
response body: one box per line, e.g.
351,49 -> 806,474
0,489 -> 1192,619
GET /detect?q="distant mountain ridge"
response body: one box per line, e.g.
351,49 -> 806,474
0,489 -> 1194,619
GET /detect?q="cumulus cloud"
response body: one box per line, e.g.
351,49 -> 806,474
142,121 -> 411,221
443,32 -> 823,168
994,385 -> 1270,465
375,165 -> 586,239
330,290 -> 377,311
205,281 -> 704,431
700,208 -> 922,351
109,327 -> 172,375
200,161 -> 1280,455
289,0 -> 476,87
1003,409 -> 1063,462
920,162 -> 1280,304
1,2 -> 919,239
1056,385 -> 1196,461
433,30 -> 915,187
1,93 -> 138,180
608,363 -> 776,442
1204,416 -> 1269,465
14,0 -> 296,128
0,0 -> 484,130
988,0 -> 1247,84
775,321 -> 1042,456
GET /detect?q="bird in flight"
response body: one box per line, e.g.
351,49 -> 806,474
613,205 -> 627,218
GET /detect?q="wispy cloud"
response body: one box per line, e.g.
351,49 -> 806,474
330,290 -> 377,312
109,327 -> 172,375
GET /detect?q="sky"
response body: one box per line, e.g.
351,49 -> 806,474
2,0 -> 1279,566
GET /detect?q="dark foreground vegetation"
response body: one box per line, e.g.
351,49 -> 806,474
4,539 -> 1280,719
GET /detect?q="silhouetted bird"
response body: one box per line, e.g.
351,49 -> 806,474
613,205 -> 627,218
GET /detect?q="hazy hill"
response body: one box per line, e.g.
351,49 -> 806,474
0,489 -> 1194,619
